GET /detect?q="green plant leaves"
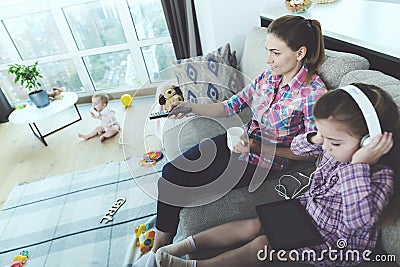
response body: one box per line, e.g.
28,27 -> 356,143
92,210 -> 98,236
7,61 -> 42,92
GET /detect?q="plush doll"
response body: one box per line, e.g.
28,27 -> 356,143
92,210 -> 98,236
158,85 -> 184,111
47,87 -> 65,101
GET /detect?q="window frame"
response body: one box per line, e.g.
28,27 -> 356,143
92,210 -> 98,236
0,0 -> 174,104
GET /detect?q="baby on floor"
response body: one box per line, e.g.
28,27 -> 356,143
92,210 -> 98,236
78,93 -> 120,142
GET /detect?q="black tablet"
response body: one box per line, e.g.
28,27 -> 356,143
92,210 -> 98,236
255,199 -> 324,250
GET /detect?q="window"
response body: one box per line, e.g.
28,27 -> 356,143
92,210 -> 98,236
83,50 -> 139,90
128,0 -> 170,40
63,1 -> 127,50
3,11 -> 68,59
0,0 -> 176,104
0,39 -> 12,64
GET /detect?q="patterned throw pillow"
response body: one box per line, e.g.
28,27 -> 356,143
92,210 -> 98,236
173,43 -> 244,103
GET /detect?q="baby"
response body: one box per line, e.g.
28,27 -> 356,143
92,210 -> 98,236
78,93 -> 120,142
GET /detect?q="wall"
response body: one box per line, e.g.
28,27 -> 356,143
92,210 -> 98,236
193,0 -> 281,60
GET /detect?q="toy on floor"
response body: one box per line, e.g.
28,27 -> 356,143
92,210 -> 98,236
158,85 -> 183,111
144,151 -> 163,161
134,224 -> 148,246
120,94 -> 133,107
139,229 -> 155,252
10,250 -> 29,267
134,224 -> 156,252
139,159 -> 157,167
139,151 -> 163,167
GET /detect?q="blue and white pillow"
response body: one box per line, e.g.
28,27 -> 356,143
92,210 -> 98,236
173,43 -> 244,103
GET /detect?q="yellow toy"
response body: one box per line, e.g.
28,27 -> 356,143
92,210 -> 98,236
158,85 -> 183,111
120,94 -> 133,107
139,229 -> 155,252
134,223 -> 155,252
134,224 -> 148,246
10,250 -> 29,267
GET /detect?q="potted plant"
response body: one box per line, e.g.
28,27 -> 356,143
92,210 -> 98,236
8,61 -> 50,108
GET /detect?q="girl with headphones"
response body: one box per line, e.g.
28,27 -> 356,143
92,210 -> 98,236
155,83 -> 399,267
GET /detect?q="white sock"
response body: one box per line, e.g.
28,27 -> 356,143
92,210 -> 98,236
157,236 -> 197,258
132,250 -> 157,267
156,250 -> 196,267
187,236 -> 197,251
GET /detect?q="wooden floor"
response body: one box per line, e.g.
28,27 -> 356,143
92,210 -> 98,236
0,95 -> 158,209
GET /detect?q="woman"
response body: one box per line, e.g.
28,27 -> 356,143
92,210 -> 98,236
133,15 -> 327,267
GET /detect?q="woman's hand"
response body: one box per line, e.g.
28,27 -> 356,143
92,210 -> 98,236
351,132 -> 393,165
167,101 -> 190,119
232,134 -> 250,154
232,136 -> 262,155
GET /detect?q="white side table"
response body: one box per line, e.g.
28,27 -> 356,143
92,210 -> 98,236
8,92 -> 82,146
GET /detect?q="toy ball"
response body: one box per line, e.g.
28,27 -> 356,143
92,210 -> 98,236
120,94 -> 133,107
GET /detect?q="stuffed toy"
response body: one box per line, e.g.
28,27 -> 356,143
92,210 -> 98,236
47,87 -> 65,101
158,85 -> 184,111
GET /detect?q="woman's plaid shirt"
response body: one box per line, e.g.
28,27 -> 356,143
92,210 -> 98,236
223,65 -> 326,170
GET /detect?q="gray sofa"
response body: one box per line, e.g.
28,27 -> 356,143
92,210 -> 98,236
161,27 -> 400,265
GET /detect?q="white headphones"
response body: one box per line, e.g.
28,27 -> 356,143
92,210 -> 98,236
339,85 -> 382,147
275,85 -> 382,200
275,156 -> 330,200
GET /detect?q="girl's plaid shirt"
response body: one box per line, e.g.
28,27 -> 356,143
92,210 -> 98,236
291,132 -> 394,266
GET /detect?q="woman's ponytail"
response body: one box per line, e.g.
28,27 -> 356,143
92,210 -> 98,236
268,15 -> 325,82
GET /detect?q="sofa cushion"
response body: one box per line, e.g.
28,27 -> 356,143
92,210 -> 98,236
340,69 -> 400,107
321,50 -> 369,89
173,43 -> 244,103
239,26 -> 370,89
380,204 -> 400,266
239,27 -> 269,80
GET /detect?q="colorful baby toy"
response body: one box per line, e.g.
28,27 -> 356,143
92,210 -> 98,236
134,224 -> 156,252
139,151 -> 163,167
134,224 -> 148,246
139,229 -> 155,252
10,250 -> 29,267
